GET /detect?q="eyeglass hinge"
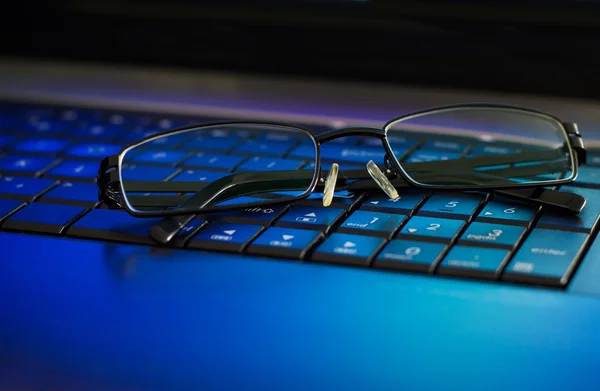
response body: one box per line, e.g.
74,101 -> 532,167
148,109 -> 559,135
564,122 -> 587,165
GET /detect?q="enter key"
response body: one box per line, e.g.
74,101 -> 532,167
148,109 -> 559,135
502,229 -> 589,287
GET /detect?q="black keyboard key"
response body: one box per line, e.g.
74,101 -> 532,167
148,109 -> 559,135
64,143 -> 121,159
397,216 -> 465,243
537,187 -> 600,233
45,160 -> 98,182
170,218 -> 208,247
312,232 -> 386,266
247,227 -> 323,259
0,176 -> 57,201
2,202 -> 87,234
571,166 -> 600,188
437,245 -> 511,280
71,123 -> 126,140
209,204 -> 288,226
476,198 -> 539,227
12,138 -> 70,155
361,191 -> 428,214
38,181 -> 99,207
374,239 -> 447,273
276,206 -> 346,233
418,193 -> 485,220
502,229 -> 589,287
0,155 -> 58,176
187,222 -> 263,252
458,222 -> 526,249
67,209 -> 162,245
295,190 -> 364,210
337,210 -> 406,238
0,198 -> 25,222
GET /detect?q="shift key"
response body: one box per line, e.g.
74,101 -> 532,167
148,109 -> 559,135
502,229 -> 589,287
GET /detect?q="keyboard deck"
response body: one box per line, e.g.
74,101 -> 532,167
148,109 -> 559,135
1,102 -> 599,289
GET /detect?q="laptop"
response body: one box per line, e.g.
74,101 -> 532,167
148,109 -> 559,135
2,1 -> 600,390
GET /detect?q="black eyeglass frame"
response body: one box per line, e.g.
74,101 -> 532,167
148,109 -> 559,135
98,103 -> 586,218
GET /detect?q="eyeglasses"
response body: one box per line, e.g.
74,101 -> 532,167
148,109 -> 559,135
98,103 -> 587,245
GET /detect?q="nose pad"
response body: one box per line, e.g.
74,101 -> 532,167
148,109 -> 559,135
366,160 -> 399,199
322,163 -> 339,207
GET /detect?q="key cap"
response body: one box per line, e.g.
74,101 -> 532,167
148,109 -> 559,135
296,190 -> 364,209
476,198 -> 539,226
247,227 -> 323,259
129,150 -> 190,166
0,156 -> 57,176
169,218 -> 208,247
587,154 -> 600,166
0,198 -> 25,222
254,132 -> 300,144
404,149 -> 461,163
459,222 -> 525,248
468,145 -> 518,157
209,204 -> 288,225
45,160 -> 98,182
183,136 -> 240,152
39,181 -> 99,207
312,232 -> 386,266
374,239 -> 447,273
21,119 -> 68,136
362,135 -> 417,148
537,187 -> 600,232
276,206 -> 346,232
0,135 -> 14,149
337,210 -> 406,238
421,140 -> 469,154
187,222 -> 263,252
0,176 -> 57,202
234,140 -> 292,157
502,229 -> 589,287
398,216 -> 465,243
72,123 -> 125,140
571,166 -> 600,188
288,144 -> 385,164
361,191 -> 428,214
120,165 -> 179,182
437,245 -> 511,280
2,202 -> 87,234
67,209 -> 163,245
170,169 -> 225,182
181,152 -> 246,171
65,143 -> 121,159
236,157 -> 303,172
13,138 -> 69,155
418,193 -> 485,220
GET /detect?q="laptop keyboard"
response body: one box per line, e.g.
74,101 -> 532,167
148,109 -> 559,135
1,102 -> 599,289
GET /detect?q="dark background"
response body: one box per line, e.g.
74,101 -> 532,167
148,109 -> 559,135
2,0 -> 600,99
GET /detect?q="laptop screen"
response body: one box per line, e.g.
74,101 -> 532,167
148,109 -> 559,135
2,0 -> 600,98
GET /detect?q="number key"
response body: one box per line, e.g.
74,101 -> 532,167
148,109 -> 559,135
459,222 -> 525,248
397,216 -> 465,243
418,193 -> 485,220
374,239 -> 447,273
477,198 -> 539,226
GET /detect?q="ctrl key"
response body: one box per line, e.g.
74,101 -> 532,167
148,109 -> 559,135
311,233 -> 386,267
502,229 -> 589,287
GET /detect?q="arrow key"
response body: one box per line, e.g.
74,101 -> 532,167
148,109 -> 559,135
312,232 -> 386,266
248,227 -> 323,259
276,206 -> 345,233
188,222 -> 264,252
361,191 -> 428,214
209,204 -> 288,225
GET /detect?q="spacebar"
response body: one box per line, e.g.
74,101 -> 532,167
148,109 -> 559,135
66,209 -> 162,245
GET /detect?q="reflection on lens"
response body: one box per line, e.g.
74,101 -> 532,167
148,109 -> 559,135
120,124 -> 317,213
385,107 -> 573,188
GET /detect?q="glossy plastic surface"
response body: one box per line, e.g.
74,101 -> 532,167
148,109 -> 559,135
1,232 -> 599,391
